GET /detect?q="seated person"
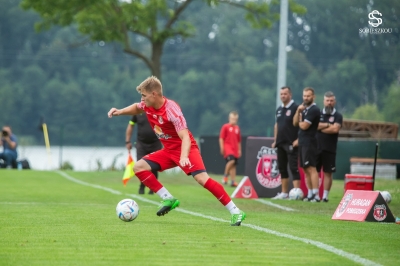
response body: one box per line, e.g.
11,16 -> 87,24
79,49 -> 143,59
0,126 -> 18,168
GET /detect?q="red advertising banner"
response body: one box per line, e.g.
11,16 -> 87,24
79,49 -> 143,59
231,176 -> 259,199
332,190 -> 395,223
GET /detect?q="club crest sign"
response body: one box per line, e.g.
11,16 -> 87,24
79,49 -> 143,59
255,146 -> 281,188
373,204 -> 387,221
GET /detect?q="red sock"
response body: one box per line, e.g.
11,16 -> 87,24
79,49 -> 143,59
135,170 -> 163,193
204,178 -> 231,206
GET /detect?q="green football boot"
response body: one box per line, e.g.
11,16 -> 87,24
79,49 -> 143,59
156,198 -> 180,216
231,211 -> 246,226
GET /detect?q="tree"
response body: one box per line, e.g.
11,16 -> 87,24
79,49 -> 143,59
382,82 -> 400,125
351,103 -> 385,122
21,0 -> 306,79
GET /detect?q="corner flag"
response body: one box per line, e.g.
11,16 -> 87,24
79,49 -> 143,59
122,153 -> 135,186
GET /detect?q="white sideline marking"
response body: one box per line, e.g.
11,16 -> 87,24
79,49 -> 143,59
56,171 -> 381,266
254,199 -> 296,211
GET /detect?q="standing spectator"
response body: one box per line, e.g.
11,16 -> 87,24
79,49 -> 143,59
0,126 -> 18,169
316,91 -> 342,202
293,87 -> 321,202
126,114 -> 162,194
219,111 -> 241,187
108,76 -> 246,226
271,87 -> 301,199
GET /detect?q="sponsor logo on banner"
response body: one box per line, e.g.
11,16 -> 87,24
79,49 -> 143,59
335,193 -> 353,218
373,204 -> 387,221
241,186 -> 252,198
230,176 -> 258,199
332,190 -> 395,223
255,146 -> 281,188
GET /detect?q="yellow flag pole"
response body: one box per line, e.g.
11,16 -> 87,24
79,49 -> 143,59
42,123 -> 53,169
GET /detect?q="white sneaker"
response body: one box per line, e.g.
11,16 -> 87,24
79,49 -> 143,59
271,193 -> 288,200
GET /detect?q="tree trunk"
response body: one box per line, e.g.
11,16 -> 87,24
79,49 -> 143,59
151,42 -> 163,80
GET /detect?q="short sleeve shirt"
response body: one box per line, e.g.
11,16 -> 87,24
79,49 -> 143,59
316,108 -> 343,153
137,97 -> 198,151
219,123 -> 241,158
275,100 -> 299,146
298,103 -> 320,145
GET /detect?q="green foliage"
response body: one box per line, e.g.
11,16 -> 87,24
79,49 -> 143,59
351,103 -> 385,121
60,161 -> 74,170
0,0 -> 399,147
382,82 -> 400,125
20,0 -> 295,77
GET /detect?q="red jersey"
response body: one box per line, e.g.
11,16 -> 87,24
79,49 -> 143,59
137,97 -> 198,151
219,123 -> 241,158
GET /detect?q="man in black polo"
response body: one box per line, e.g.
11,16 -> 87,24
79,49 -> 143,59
271,86 -> 300,199
293,87 -> 321,202
126,113 -> 162,194
316,91 -> 342,202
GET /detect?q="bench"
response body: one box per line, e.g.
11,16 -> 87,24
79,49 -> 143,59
350,157 -> 400,180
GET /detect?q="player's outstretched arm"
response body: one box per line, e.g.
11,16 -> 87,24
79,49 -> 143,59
108,103 -> 143,118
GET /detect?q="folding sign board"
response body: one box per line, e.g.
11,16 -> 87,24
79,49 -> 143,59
231,176 -> 258,199
332,190 -> 395,223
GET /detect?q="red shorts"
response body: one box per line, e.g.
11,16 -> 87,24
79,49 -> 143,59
143,147 -> 206,175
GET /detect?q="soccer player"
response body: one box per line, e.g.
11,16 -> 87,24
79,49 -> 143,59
219,111 -> 241,187
108,76 -> 246,226
271,87 -> 301,199
125,114 -> 162,194
293,87 -> 321,202
316,91 -> 342,202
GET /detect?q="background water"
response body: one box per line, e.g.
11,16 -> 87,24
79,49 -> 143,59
16,146 -> 136,171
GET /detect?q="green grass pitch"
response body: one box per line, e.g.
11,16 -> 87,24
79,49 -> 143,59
0,170 -> 399,266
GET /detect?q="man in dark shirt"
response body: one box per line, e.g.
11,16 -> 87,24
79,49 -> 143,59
126,114 -> 162,194
316,91 -> 342,202
293,87 -> 321,202
271,87 -> 300,199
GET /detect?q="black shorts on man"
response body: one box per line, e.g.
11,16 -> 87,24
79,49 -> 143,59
277,145 -> 300,180
316,150 -> 336,173
299,144 -> 318,168
225,155 -> 238,165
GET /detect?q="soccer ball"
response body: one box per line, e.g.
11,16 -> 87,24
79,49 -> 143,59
289,188 -> 304,200
116,199 -> 140,222
380,191 -> 391,204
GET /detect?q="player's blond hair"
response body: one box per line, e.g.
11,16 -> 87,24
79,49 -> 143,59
229,111 -> 239,117
136,76 -> 163,95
